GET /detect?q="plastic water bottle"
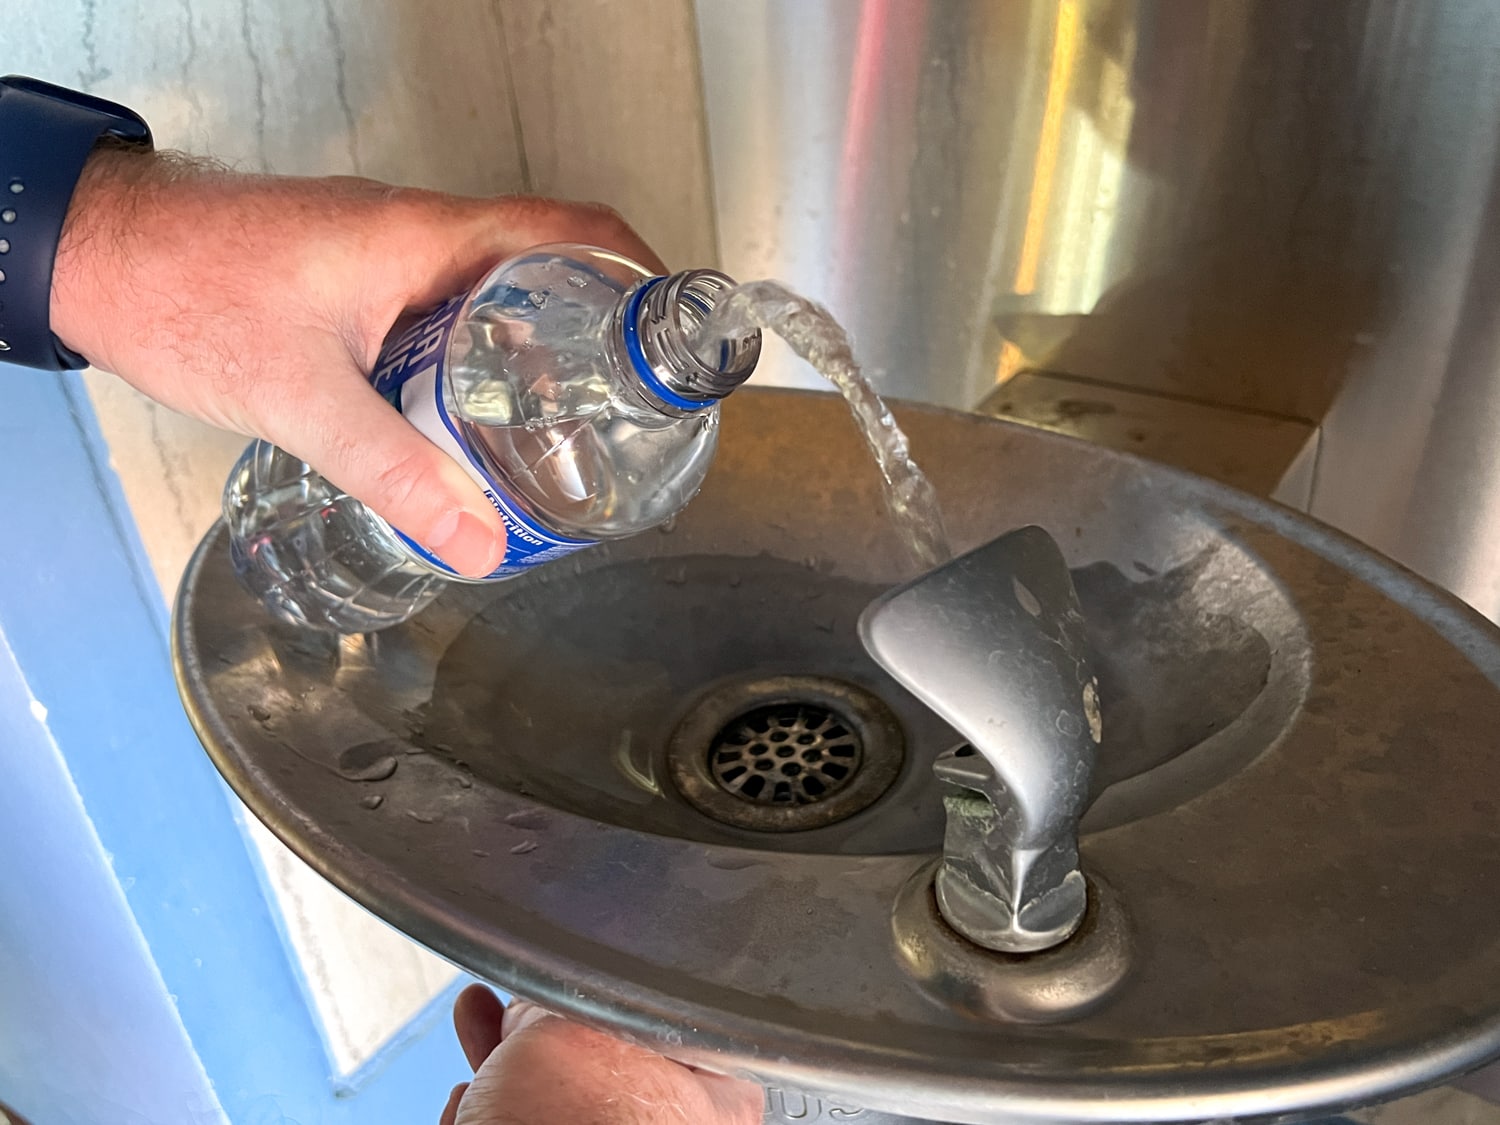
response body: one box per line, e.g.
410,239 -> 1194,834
223,243 -> 762,633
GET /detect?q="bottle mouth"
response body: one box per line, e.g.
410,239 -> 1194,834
625,269 -> 762,409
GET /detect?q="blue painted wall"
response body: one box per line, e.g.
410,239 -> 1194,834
0,367 -> 469,1123
0,627 -> 223,1124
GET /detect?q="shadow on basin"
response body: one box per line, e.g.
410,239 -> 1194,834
407,540 -> 1304,853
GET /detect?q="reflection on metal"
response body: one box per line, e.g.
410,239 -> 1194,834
696,0 -> 1150,408
694,1 -> 1500,619
1014,0 -> 1081,297
697,0 -> 1500,632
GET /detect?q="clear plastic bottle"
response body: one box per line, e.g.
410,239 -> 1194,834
223,244 -> 761,633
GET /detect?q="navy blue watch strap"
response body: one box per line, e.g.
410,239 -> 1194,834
0,76 -> 152,370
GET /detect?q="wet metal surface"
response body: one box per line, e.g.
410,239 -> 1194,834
176,389 -> 1500,1124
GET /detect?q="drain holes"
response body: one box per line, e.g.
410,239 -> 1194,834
709,703 -> 864,806
667,676 -> 905,832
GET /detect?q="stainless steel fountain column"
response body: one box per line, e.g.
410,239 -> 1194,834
695,0 -> 1500,624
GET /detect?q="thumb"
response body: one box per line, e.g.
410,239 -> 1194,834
275,367 -> 506,578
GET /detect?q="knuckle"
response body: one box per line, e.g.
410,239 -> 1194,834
494,195 -> 640,245
577,201 -> 637,241
578,200 -> 628,227
369,447 -> 434,515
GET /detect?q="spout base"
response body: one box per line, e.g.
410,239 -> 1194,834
935,863 -> 1087,954
893,860 -> 1132,1025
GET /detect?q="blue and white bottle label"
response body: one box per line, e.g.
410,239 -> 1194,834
371,297 -> 594,578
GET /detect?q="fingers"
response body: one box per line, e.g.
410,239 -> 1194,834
434,198 -> 669,307
437,1081 -> 468,1125
368,192 -> 670,327
697,1070 -> 769,1123
453,984 -> 508,1071
275,367 -> 506,578
454,997 -> 767,1125
496,198 -> 668,274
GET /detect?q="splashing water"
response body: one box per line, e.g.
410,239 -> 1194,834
695,280 -> 952,571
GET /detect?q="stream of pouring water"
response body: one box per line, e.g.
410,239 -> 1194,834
695,280 -> 954,573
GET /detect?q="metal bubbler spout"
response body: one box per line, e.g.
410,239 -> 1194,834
860,527 -> 1101,954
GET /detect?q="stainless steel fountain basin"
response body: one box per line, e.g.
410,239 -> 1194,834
175,388 -> 1500,1124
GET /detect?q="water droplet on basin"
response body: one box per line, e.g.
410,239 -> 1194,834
406,809 -> 438,824
527,290 -> 550,309
472,848 -> 490,858
510,840 -> 538,855
1013,578 -> 1043,617
247,704 -> 271,722
359,794 -> 384,810
338,742 -> 400,782
566,274 -> 588,288
1083,678 -> 1103,744
658,515 -> 678,535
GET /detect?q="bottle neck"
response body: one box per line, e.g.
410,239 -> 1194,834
613,269 -> 761,414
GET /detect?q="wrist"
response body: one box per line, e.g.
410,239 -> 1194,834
49,145 -> 158,367
0,76 -> 150,369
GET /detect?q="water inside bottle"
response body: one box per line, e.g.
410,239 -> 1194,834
693,280 -> 953,572
443,265 -> 718,539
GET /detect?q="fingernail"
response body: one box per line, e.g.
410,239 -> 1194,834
501,1000 -> 553,1037
429,509 -> 504,577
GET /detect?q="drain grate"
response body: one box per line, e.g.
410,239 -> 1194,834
708,703 -> 863,806
668,676 -> 904,832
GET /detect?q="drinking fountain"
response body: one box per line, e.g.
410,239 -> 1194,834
174,388 -> 1500,1124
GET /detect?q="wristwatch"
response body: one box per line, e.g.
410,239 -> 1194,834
0,76 -> 152,370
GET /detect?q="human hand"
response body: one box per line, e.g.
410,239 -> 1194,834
438,984 -> 764,1125
50,148 -> 664,577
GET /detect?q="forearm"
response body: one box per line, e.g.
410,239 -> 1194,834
50,144 -> 174,370
48,147 -> 384,388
